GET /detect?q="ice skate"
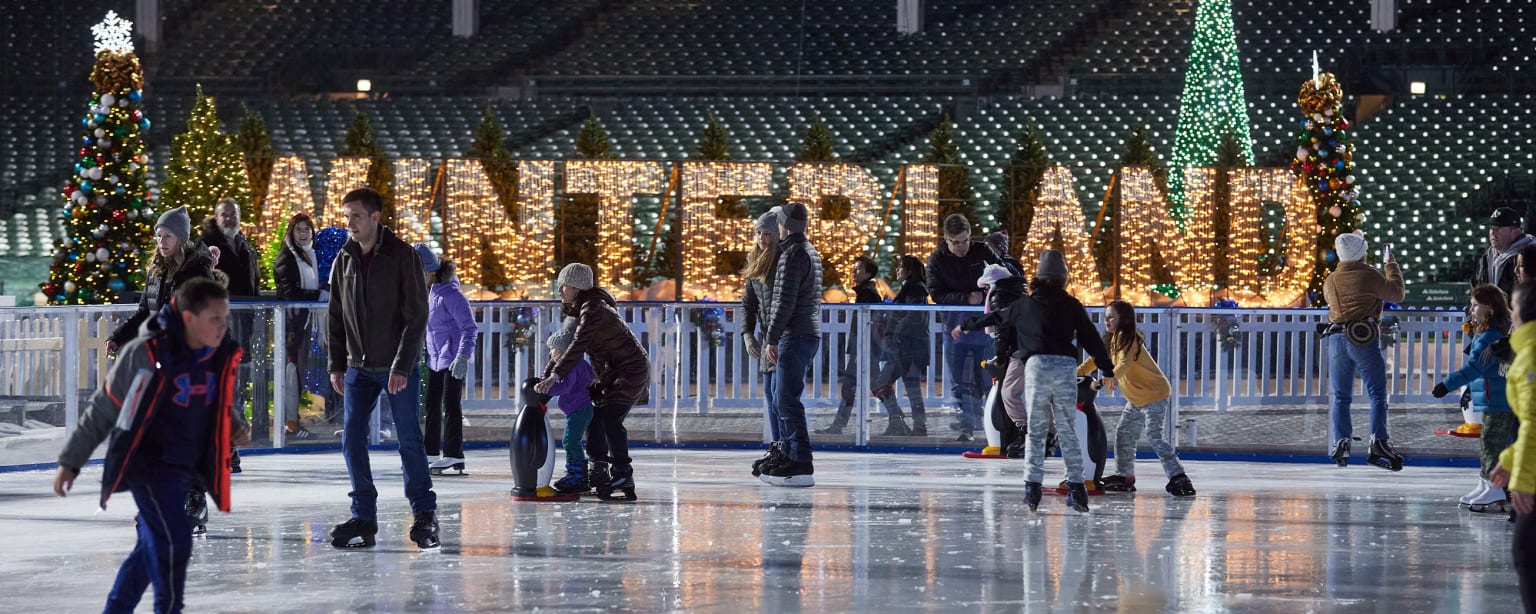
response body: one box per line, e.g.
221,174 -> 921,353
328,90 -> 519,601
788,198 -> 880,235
553,461 -> 591,494
1024,481 -> 1043,512
1460,479 -> 1489,505
331,517 -> 378,549
597,464 -> 638,501
1165,473 -> 1196,497
1329,438 -> 1354,467
187,490 -> 208,537
760,460 -> 814,488
1099,474 -> 1137,492
430,456 -> 467,476
752,442 -> 786,477
1065,482 -> 1091,514
410,511 -> 441,549
1467,480 -> 1509,513
1367,437 -> 1404,471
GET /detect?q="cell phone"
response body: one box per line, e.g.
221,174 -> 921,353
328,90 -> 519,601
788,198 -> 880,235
1382,243 -> 1392,262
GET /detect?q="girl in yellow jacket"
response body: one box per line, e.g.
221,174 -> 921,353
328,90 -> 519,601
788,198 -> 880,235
1492,280 -> 1536,609
1078,301 -> 1195,497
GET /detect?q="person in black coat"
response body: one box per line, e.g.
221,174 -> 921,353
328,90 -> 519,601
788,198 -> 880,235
926,214 -> 1000,441
821,255 -> 887,435
198,199 -> 260,298
108,206 -> 215,352
273,213 -> 324,439
870,255 -> 932,436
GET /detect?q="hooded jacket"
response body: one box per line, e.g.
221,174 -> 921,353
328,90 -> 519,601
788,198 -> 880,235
59,302 -> 245,511
327,226 -> 429,377
544,288 -> 651,407
1475,234 -> 1536,296
110,246 -> 216,347
426,276 -> 478,372
1443,325 -> 1512,414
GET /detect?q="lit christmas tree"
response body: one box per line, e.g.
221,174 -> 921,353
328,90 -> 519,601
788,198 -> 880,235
41,11 -> 154,305
159,84 -> 250,230
1290,67 -> 1360,306
1168,0 -> 1255,213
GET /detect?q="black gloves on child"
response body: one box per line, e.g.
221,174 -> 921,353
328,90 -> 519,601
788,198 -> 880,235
1432,383 -> 1450,398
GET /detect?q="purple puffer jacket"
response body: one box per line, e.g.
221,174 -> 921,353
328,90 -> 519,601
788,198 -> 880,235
425,278 -> 477,372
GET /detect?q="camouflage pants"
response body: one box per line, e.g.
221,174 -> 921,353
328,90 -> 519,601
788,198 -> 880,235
1482,412 -> 1520,479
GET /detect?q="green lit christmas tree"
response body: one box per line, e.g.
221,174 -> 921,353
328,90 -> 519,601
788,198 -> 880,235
1168,0 -> 1255,213
41,12 -> 154,305
160,84 -> 250,229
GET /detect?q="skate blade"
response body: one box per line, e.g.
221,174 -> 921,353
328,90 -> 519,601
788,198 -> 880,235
1468,502 -> 1511,514
332,537 -> 376,549
1367,457 -> 1403,471
511,492 -> 581,502
430,469 -> 468,476
760,474 -> 815,488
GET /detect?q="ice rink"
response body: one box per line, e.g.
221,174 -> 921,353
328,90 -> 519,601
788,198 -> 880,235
0,448 -> 1523,613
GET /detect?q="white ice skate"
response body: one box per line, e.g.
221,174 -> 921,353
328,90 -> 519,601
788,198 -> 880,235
1467,479 -> 1508,513
431,456 -> 467,476
1459,479 -> 1489,505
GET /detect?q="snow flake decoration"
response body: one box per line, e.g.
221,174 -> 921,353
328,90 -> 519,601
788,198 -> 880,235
92,11 -> 135,55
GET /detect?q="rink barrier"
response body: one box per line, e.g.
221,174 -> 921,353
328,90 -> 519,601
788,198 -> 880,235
0,301 -> 1469,462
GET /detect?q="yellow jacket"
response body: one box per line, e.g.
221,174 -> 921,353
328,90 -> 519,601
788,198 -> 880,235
1500,321 -> 1536,494
1078,332 -> 1171,407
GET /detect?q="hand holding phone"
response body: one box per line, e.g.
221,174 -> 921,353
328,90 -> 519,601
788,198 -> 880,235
1382,243 -> 1393,264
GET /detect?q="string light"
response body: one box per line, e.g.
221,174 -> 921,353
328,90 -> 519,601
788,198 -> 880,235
680,161 -> 772,300
901,164 -> 939,257
786,163 -> 883,287
391,157 -> 433,246
1167,0 -> 1255,211
323,157 -> 371,228
251,155 -> 310,246
1227,169 -> 1316,307
1118,166 -> 1216,305
564,160 -> 665,290
1018,166 -> 1100,303
442,159 -> 557,298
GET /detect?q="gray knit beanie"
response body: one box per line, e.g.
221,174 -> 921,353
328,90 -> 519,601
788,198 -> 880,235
556,263 -> 594,291
155,206 -> 192,243
1036,249 -> 1068,283
548,317 -> 578,351
755,206 -> 782,234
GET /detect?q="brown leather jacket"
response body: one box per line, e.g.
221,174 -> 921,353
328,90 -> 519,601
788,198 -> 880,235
326,226 -> 428,376
1323,261 -> 1406,323
544,288 -> 651,408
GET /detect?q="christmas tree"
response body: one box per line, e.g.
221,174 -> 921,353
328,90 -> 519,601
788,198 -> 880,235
1167,0 -> 1255,213
996,121 -> 1052,258
560,108 -> 608,271
920,115 -> 975,229
159,85 -> 250,231
694,111 -> 734,162
236,103 -> 276,225
468,106 -> 518,289
687,110 -> 738,283
795,114 -> 849,287
340,110 -> 396,227
1290,71 -> 1360,306
41,11 -> 154,305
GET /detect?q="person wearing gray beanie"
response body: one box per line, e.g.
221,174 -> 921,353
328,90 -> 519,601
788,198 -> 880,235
556,263 -> 595,293
757,200 -> 823,487
1035,249 -> 1069,283
1321,232 -> 1407,470
155,206 -> 192,244
755,206 -> 782,236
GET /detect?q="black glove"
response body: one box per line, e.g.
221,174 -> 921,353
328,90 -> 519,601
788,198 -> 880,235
1432,383 -> 1450,398
1493,338 -> 1516,364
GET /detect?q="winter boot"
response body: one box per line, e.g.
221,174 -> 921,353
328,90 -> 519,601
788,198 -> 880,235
1367,437 -> 1404,471
410,511 -> 441,549
1065,482 -> 1091,514
1329,438 -> 1354,467
1099,475 -> 1137,492
553,461 -> 591,494
186,489 -> 209,537
1468,479 -> 1509,513
1166,473 -> 1196,497
752,442 -> 786,477
1024,481 -> 1043,512
330,517 -> 378,549
597,463 -> 637,501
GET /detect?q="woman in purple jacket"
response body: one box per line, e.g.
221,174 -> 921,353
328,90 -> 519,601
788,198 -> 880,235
415,244 -> 477,475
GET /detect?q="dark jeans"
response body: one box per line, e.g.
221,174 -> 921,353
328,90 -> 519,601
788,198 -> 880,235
1516,509 -> 1536,613
341,366 -> 436,520
832,343 -> 882,426
774,335 -> 821,462
945,337 -> 990,433
106,474 -> 193,614
424,368 -> 464,458
586,403 -> 633,467
764,370 -> 780,441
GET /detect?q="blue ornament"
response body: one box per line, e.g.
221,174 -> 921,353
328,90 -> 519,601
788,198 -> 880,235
1318,180 -> 1330,191
80,180 -> 92,193
129,89 -> 142,102
95,114 -> 105,123
1324,249 -> 1338,265
83,136 -> 92,146
115,186 -> 127,195
81,117 -> 90,127
313,226 -> 350,282
140,117 -> 151,130
1334,160 -> 1346,170
1323,127 -> 1333,136
107,278 -> 127,293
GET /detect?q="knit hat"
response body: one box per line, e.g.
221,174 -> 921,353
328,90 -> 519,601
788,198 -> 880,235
556,263 -> 594,291
1334,232 -> 1367,262
155,206 -> 192,243
1036,249 -> 1068,283
548,317 -> 578,351
984,231 -> 1010,257
977,263 -> 1013,288
755,206 -> 782,234
779,202 -> 809,234
413,243 -> 440,273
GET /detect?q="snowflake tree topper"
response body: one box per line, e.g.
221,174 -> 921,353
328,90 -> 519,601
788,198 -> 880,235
92,11 -> 135,55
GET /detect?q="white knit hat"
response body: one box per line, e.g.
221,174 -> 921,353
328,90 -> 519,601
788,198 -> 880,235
1335,232 -> 1367,262
556,263 -> 594,291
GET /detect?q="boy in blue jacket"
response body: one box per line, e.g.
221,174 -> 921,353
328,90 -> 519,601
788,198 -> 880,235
53,278 -> 250,613
546,317 -> 598,494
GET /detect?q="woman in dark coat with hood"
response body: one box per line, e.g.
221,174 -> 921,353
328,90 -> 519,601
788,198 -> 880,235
536,263 -> 650,501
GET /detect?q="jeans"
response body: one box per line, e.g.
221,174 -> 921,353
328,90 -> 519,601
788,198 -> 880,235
1023,355 -> 1084,484
424,368 -> 464,458
282,312 -> 312,423
1327,334 -> 1390,445
1114,397 -> 1185,479
563,404 -> 594,464
774,335 -> 821,463
106,474 -> 193,614
763,370 -> 780,442
342,366 -> 436,520
944,336 -> 990,433
586,403 -> 632,467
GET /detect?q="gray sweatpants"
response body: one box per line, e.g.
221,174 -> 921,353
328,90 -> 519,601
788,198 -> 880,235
1021,354 -> 1083,484
1114,397 -> 1185,479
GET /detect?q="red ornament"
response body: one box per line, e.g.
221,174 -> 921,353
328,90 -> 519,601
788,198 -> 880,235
111,210 -> 127,223
79,148 -> 88,156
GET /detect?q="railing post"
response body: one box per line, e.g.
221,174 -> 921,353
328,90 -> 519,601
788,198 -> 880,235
63,309 -> 81,434
855,304 -> 872,447
272,305 -> 286,449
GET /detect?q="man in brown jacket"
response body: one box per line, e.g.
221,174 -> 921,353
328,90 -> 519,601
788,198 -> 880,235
1322,232 -> 1407,471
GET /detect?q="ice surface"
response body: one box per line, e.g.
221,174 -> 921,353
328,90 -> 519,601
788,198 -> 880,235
0,450 -> 1522,613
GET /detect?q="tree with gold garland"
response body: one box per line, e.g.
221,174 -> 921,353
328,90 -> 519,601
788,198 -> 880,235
1290,72 -> 1360,306
41,12 -> 154,305
160,85 -> 250,231
340,110 -> 396,227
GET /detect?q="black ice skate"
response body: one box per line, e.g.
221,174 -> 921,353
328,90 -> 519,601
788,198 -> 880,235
752,442 -> 786,477
553,461 -> 591,494
1024,481 -> 1043,512
331,517 -> 378,549
597,464 -> 638,501
1065,482 -> 1091,514
761,460 -> 815,488
1329,438 -> 1356,467
410,511 -> 440,550
1367,437 -> 1404,471
187,490 -> 208,537
1099,475 -> 1137,492
1165,473 -> 1196,497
